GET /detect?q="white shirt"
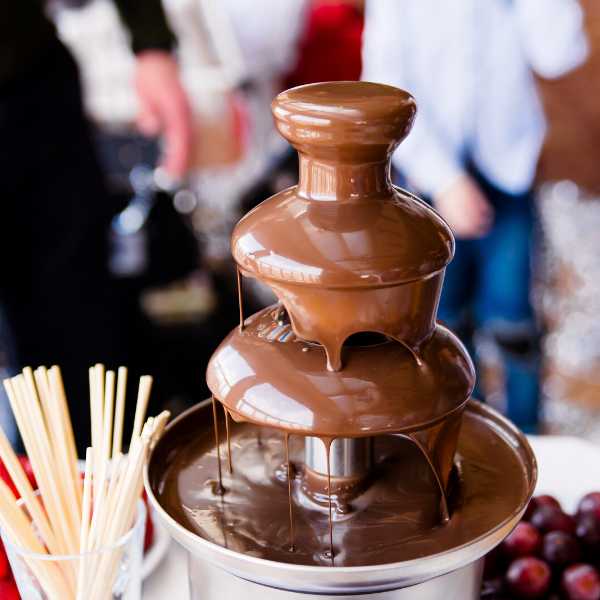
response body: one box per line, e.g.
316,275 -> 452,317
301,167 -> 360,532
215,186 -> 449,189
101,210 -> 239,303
361,0 -> 589,198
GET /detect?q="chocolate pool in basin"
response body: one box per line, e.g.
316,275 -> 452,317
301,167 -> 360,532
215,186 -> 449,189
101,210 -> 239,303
144,82 -> 536,599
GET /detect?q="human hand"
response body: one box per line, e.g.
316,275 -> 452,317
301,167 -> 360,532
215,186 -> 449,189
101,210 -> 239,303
433,175 -> 495,240
134,51 -> 194,178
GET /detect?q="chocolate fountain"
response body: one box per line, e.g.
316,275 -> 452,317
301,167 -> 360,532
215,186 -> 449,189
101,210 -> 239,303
145,82 -> 537,599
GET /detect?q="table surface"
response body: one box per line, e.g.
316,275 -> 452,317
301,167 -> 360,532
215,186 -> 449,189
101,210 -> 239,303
142,435 -> 600,599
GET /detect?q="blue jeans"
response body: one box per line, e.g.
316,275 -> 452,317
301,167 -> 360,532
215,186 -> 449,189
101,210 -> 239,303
438,175 -> 533,326
436,172 -> 539,432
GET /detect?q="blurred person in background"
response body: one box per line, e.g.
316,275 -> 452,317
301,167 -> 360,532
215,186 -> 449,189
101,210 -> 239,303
0,0 -> 193,452
362,0 -> 588,432
285,0 -> 364,88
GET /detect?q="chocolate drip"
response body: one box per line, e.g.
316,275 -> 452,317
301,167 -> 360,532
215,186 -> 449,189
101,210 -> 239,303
144,83 -> 538,582
225,407 -> 232,474
150,400 -> 535,568
324,438 -> 334,562
211,395 -> 226,495
285,434 -> 295,553
408,435 -> 450,523
237,266 -> 244,332
208,306 -> 472,496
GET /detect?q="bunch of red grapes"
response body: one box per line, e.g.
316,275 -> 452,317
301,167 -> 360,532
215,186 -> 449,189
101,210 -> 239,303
483,493 -> 600,600
0,456 -> 154,600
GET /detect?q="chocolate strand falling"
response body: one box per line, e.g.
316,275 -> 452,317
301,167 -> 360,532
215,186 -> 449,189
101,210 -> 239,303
219,495 -> 229,549
257,425 -> 261,445
285,434 -> 295,552
237,267 -> 245,331
224,407 -> 233,474
408,435 -> 450,523
325,437 -> 334,563
211,395 -> 225,494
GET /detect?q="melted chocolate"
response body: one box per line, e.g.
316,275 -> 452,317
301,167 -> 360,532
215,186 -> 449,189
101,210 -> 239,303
205,82 -> 478,549
146,82 -> 534,574
149,400 -> 534,568
207,305 -> 473,497
232,83 -> 453,371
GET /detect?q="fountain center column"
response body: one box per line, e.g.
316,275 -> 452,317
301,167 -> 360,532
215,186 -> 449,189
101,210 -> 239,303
305,437 -> 374,477
297,155 -> 391,202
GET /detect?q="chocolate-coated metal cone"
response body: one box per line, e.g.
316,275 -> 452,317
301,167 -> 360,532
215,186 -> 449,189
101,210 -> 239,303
231,82 -> 453,371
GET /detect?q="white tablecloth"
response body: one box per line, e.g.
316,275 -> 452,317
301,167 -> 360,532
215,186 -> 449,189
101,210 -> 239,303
142,435 -> 600,599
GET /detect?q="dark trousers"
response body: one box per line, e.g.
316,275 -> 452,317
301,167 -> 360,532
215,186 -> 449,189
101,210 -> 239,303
0,41 -> 116,453
437,171 -> 533,327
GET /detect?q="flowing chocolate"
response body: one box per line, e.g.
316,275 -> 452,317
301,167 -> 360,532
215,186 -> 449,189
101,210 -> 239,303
149,399 -> 535,567
232,83 -> 453,372
146,82 -> 534,576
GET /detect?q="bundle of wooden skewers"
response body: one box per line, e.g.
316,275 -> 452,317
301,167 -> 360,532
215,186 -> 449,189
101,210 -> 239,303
0,364 -> 169,600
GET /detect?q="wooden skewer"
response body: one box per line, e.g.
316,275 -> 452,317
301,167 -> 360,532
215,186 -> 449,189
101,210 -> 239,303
83,458 -> 110,594
5,377 -> 70,556
0,478 -> 74,600
49,367 -> 81,511
150,411 -> 170,449
101,458 -> 129,547
103,438 -> 145,548
76,448 -> 93,600
10,375 -> 79,589
0,477 -> 46,553
48,367 -> 83,519
34,368 -> 81,541
130,375 -> 153,449
30,369 -> 77,543
89,368 -> 99,504
94,453 -> 122,549
79,448 -> 94,553
26,367 -> 52,439
87,460 -> 109,552
98,437 -> 153,600
3,365 -> 169,600
0,421 -> 58,554
92,365 -> 105,504
88,436 -> 151,600
15,375 -> 78,555
101,371 -> 115,465
112,367 -> 127,459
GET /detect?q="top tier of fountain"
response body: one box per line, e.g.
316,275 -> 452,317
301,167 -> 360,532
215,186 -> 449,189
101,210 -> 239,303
232,82 -> 454,372
207,82 -> 473,442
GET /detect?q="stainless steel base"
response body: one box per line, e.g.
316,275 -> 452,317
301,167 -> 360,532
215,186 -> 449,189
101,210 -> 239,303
188,554 -> 484,599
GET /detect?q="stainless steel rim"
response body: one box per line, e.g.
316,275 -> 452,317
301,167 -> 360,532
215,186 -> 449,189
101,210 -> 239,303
144,399 -> 537,594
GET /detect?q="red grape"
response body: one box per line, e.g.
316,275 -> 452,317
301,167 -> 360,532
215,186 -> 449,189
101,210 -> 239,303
524,495 -> 561,521
578,494 -> 600,522
575,515 -> 600,550
531,506 -> 576,535
562,563 -> 600,600
484,545 -> 503,577
537,495 -> 562,510
502,522 -> 542,558
542,531 -> 582,568
505,556 -> 552,599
